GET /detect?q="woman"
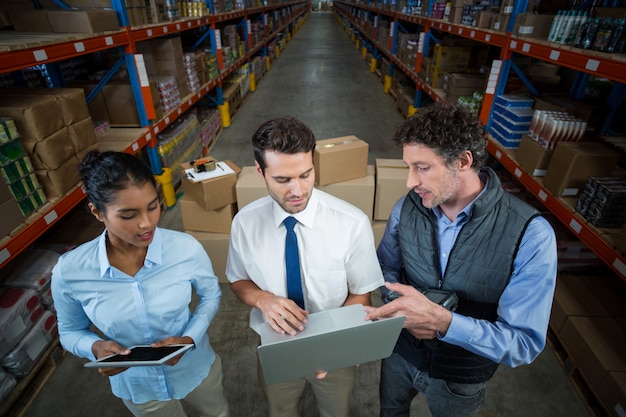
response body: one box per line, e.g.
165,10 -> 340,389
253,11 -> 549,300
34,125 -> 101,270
51,151 -> 229,417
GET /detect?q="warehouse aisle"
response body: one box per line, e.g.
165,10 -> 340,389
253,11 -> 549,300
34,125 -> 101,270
21,11 -> 592,417
210,11 -> 405,167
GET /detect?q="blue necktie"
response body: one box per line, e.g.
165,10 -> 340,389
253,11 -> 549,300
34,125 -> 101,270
284,216 -> 304,309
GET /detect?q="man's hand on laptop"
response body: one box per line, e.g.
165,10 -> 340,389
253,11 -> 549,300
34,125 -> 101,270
258,294 -> 308,336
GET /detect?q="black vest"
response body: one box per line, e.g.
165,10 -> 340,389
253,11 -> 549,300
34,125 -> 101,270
396,168 -> 539,383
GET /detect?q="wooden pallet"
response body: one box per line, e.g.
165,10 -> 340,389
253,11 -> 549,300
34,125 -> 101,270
547,328 -> 610,417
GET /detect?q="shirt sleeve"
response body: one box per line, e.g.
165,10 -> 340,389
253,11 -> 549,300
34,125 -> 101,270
185,240 -> 222,344
225,216 -> 249,283
376,196 -> 405,301
345,215 -> 385,295
441,216 -> 557,367
51,257 -> 102,361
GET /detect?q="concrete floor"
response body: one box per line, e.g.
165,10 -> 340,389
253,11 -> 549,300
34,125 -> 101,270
19,11 -> 594,417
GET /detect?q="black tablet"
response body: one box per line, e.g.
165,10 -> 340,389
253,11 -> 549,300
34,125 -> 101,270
84,344 -> 193,368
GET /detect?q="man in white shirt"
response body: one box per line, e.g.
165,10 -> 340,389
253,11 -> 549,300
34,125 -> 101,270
226,116 -> 384,417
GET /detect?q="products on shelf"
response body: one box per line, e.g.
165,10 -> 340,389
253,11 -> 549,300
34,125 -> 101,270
488,94 -> 534,149
155,76 -> 182,113
528,110 -> 587,149
0,288 -> 42,359
576,177 -> 626,229
1,310 -> 57,378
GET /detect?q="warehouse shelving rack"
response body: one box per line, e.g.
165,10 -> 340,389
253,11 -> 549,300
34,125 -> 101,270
0,1 -> 311,269
334,0 -> 626,283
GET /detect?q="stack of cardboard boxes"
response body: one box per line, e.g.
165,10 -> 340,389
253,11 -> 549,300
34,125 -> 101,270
179,135 -> 409,283
0,88 -> 98,200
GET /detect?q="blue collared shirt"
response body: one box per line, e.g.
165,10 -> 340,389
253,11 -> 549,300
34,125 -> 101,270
51,227 -> 221,403
377,182 -> 557,367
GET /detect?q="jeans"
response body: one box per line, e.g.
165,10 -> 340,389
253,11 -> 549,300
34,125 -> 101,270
380,352 -> 486,417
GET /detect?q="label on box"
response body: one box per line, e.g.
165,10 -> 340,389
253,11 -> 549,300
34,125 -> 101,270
562,188 -> 579,197
184,161 -> 235,182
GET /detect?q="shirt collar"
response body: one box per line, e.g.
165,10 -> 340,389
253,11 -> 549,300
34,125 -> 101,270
97,227 -> 163,277
272,188 -> 318,230
432,173 -> 490,224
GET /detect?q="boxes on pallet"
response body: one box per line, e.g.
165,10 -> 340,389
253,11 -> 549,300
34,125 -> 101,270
314,135 -> 369,186
596,372 -> 626,417
187,231 -> 230,283
580,274 -> 626,318
374,159 -> 409,221
179,160 -> 240,211
558,316 -> 626,388
549,274 -> 611,333
318,165 -> 375,221
180,195 -> 236,234
543,142 -> 620,198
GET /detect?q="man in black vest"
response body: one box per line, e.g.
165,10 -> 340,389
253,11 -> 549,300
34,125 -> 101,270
365,103 -> 557,417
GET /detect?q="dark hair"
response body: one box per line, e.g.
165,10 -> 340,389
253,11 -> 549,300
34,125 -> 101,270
79,150 -> 156,213
393,103 -> 487,170
252,116 -> 316,174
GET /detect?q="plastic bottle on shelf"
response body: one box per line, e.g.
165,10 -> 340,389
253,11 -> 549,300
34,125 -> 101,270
606,18 -> 625,53
548,11 -> 564,42
443,2 -> 451,21
579,17 -> 601,49
593,18 -> 613,51
566,11 -> 588,45
556,10 -> 576,44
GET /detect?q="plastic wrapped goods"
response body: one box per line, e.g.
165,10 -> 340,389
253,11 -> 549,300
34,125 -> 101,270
0,288 -> 41,358
0,248 -> 60,294
0,368 -> 17,402
1,310 -> 57,377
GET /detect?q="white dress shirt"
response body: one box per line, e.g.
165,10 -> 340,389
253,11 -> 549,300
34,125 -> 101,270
227,188 -> 384,332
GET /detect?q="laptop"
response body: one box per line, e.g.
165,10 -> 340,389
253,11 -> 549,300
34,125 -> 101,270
257,304 -> 405,385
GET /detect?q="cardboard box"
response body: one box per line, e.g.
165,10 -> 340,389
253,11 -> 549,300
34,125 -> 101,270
0,95 -> 65,142
512,13 -> 555,39
0,198 -> 25,238
35,155 -> 81,198
318,165 -> 375,221
581,274 -> 626,318
68,117 -> 97,152
314,136 -> 368,186
102,82 -> 145,127
549,274 -> 611,333
558,316 -> 626,388
1,88 -> 90,125
595,372 -> 626,417
372,220 -> 387,248
442,73 -> 487,89
516,134 -> 554,177
46,10 -> 119,33
26,127 -> 76,171
431,45 -> 472,71
187,231 -> 230,284
543,142 -> 620,198
179,160 -> 240,211
8,10 -> 53,32
180,195 -> 235,234
374,159 -> 409,221
235,166 -> 268,209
